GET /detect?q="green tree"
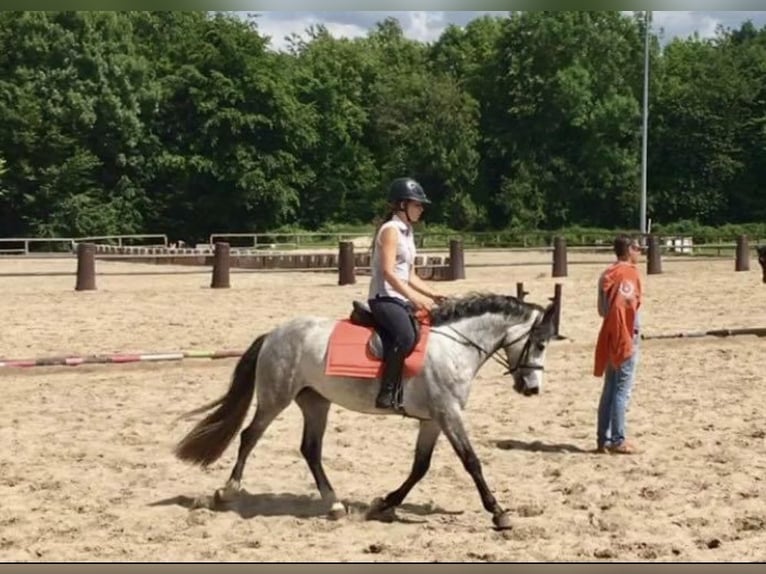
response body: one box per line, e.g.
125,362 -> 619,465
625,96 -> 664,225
371,72 -> 480,227
364,19 -> 482,227
649,30 -> 751,225
717,22 -> 766,223
288,27 -> 379,227
484,11 -> 646,229
0,11 -> 151,236
429,15 -> 507,227
0,156 -> 6,206
133,12 -> 316,241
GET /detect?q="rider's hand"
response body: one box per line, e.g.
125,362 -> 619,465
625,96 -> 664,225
411,294 -> 434,312
431,294 -> 447,305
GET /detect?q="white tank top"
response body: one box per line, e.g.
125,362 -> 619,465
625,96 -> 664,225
368,215 -> 416,302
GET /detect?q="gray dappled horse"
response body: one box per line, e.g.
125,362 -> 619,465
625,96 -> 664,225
174,292 -> 559,530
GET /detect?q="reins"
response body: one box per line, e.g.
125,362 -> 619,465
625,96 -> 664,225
429,321 -> 543,375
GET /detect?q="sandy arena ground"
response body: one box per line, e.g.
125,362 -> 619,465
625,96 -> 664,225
0,250 -> 764,562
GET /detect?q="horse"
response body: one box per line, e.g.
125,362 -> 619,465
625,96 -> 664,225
757,245 -> 766,283
173,292 -> 560,530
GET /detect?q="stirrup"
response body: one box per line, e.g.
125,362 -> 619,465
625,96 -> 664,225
389,386 -> 406,414
380,400 -> 406,414
375,385 -> 405,413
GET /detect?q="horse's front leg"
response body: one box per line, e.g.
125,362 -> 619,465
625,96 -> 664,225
436,406 -> 512,530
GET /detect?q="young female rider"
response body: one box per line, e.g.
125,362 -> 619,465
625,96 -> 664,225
368,177 -> 445,411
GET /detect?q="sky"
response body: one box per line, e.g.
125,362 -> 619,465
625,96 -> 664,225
235,11 -> 766,52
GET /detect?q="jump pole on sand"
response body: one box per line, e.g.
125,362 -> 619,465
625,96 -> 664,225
641,327 -> 766,341
0,349 -> 244,369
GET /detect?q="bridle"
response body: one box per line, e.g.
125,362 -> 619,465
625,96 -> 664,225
431,320 -> 544,376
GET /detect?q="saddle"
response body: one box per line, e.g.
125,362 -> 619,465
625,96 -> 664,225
348,300 -> 422,359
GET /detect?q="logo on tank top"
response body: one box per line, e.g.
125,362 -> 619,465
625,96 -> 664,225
618,280 -> 636,299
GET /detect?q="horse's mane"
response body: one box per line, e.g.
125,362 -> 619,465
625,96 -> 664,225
429,292 -> 544,326
757,245 -> 766,259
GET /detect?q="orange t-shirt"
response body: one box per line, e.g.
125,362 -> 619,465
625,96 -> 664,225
593,261 -> 642,376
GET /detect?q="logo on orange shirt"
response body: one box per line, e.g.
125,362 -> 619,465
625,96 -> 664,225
619,280 -> 636,300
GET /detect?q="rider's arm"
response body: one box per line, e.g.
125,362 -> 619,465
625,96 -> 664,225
408,267 -> 444,302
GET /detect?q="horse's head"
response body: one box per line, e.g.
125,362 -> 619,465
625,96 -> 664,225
503,301 -> 558,397
758,245 -> 766,283
429,292 -> 559,397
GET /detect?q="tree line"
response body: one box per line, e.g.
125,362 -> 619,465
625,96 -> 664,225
0,11 -> 764,243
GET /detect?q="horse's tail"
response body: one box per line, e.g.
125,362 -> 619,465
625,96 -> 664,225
173,332 -> 268,467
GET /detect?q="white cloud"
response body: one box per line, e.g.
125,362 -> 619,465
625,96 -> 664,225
652,11 -> 723,41
239,11 -> 766,53
243,11 -> 510,52
405,11 -> 448,43
243,13 -> 368,51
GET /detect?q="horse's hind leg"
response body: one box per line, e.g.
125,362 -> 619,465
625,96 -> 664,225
215,396 -> 290,503
367,420 -> 441,520
295,388 -> 345,520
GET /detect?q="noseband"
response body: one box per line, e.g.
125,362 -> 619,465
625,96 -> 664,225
501,329 -> 545,375
505,332 -> 544,374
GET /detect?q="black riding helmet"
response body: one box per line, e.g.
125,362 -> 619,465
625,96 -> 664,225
387,177 -> 431,205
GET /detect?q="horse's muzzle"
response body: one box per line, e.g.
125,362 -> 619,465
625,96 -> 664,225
514,380 -> 539,396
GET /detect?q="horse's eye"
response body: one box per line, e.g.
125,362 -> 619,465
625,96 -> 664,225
536,343 -> 546,352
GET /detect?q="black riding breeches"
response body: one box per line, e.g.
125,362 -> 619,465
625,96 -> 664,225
368,296 -> 418,357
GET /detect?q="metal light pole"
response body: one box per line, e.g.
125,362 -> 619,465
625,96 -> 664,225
640,10 -> 651,235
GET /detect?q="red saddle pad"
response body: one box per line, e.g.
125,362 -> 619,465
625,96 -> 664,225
324,319 -> 430,379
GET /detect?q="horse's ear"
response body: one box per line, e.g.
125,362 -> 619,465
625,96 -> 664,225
544,300 -> 559,322
538,301 -> 558,338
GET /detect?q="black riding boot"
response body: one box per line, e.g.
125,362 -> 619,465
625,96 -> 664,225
375,345 -> 406,411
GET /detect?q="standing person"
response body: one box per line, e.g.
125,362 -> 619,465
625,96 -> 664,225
368,177 -> 446,412
594,235 -> 644,454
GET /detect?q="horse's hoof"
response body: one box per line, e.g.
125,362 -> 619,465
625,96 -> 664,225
213,482 -> 240,504
366,497 -> 395,522
493,511 -> 513,530
366,496 -> 385,515
328,502 -> 346,521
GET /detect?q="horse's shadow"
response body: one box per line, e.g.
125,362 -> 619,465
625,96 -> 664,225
150,491 -> 463,523
494,438 -> 590,454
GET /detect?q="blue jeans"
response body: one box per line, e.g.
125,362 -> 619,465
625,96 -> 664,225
597,337 -> 639,447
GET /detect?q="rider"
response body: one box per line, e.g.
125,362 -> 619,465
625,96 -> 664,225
368,177 -> 445,411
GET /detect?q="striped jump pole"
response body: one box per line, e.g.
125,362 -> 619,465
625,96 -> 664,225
641,327 -> 766,341
0,349 -> 244,369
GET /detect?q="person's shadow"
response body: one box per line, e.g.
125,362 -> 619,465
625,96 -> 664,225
150,491 -> 464,523
494,438 -> 590,454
